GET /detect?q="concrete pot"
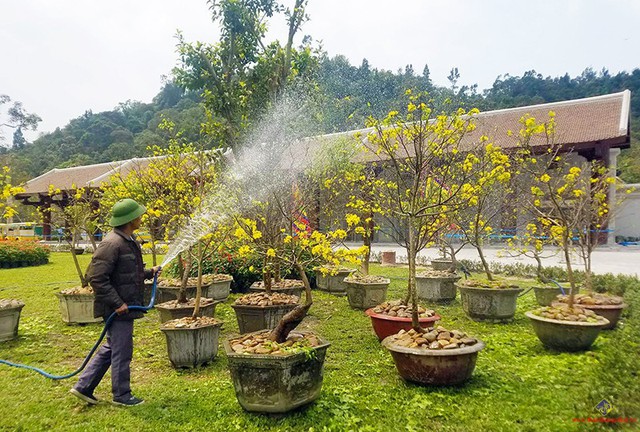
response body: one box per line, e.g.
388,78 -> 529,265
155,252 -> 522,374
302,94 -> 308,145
533,286 -> 564,306
316,269 -> 356,295
249,281 -> 305,299
551,302 -> 627,330
365,308 -> 441,341
157,286 -> 198,303
204,277 -> 233,301
458,285 -> 523,322
161,320 -> 223,368
56,293 -> 102,324
525,311 -> 609,351
382,336 -> 485,385
0,303 -> 24,342
155,300 -> 218,324
345,278 -> 390,310
431,259 -> 454,271
224,331 -> 330,413
416,274 -> 462,303
231,303 -> 298,334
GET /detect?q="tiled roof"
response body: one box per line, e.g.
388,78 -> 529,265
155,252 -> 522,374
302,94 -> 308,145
299,90 -> 631,163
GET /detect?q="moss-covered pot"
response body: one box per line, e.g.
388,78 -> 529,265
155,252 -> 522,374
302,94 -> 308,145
316,268 -> 356,295
458,285 -> 523,322
204,277 -> 233,301
431,259 -> 454,271
365,308 -> 441,341
249,281 -> 305,299
157,286 -> 198,303
231,303 -> 298,334
344,278 -> 390,310
155,300 -> 218,324
525,311 -> 609,351
416,274 -> 462,303
160,320 -> 223,368
224,331 -> 330,413
382,336 -> 485,385
56,292 -> 102,325
533,286 -> 565,306
0,303 -> 25,342
551,302 -> 627,330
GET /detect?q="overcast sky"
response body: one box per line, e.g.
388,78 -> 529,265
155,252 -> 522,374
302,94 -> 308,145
2,0 -> 639,141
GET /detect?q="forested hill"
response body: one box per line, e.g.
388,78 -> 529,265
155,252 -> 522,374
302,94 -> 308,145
2,59 -> 639,183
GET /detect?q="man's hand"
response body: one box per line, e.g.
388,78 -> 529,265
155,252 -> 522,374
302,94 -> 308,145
151,266 -> 162,276
115,303 -> 129,315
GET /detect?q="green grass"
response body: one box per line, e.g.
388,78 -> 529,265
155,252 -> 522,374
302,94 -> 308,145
0,253 -> 639,431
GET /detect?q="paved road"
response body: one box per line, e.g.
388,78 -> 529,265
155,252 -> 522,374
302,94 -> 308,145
348,243 -> 640,277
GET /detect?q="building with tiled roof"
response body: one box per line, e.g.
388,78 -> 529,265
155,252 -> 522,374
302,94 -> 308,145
13,90 -> 632,241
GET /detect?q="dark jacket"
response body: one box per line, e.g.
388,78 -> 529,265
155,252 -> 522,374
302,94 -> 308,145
90,229 -> 152,320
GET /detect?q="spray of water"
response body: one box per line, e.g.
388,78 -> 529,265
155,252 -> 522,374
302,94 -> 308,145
161,92 -> 328,267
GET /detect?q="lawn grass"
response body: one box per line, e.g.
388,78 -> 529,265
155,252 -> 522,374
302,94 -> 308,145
0,253 -> 639,431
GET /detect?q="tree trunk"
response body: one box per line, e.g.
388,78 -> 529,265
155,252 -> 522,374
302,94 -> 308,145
362,230 -> 371,275
193,244 -> 203,318
533,255 -> 548,283
476,245 -> 493,281
268,263 -> 313,343
179,253 -> 191,303
562,235 -> 576,308
263,255 -> 272,294
407,225 -> 421,331
70,248 -> 87,287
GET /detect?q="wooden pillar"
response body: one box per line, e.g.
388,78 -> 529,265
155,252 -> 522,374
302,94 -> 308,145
41,197 -> 52,240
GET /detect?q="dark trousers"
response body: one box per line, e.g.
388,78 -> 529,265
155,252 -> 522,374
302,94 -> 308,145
74,319 -> 134,401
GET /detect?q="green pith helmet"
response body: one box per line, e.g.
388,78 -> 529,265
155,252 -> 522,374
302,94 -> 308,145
109,198 -> 146,227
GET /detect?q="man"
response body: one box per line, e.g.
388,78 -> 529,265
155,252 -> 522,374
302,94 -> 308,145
70,198 -> 160,407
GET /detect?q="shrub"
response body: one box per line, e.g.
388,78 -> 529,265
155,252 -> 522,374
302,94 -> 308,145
0,240 -> 50,266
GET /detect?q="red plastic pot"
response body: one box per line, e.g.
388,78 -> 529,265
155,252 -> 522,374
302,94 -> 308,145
365,308 -> 440,341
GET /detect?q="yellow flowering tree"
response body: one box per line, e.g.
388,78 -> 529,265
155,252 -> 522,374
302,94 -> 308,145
454,141 -> 513,280
506,220 -> 558,282
1,166 -> 24,221
514,112 -> 623,304
317,141 -> 386,275
48,185 -> 100,287
364,91 -> 479,330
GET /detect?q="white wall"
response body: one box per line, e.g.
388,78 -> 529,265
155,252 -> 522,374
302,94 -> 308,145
615,184 -> 640,240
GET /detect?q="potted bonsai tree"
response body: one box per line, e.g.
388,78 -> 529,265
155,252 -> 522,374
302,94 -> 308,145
148,139 -> 222,320
362,92 -> 486,385
160,233 -> 226,368
225,209 -> 362,412
48,185 -> 102,324
451,141 -> 524,321
515,113 -> 610,350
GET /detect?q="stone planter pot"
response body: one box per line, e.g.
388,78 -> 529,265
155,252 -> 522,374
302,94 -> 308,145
551,302 -> 627,330
458,285 -> 523,322
525,311 -> 609,351
155,300 -> 218,324
431,259 -> 454,271
73,248 -> 85,255
381,251 -> 397,266
382,336 -> 485,385
533,286 -> 564,306
249,281 -> 305,299
224,331 -> 330,413
316,269 -> 355,295
365,308 -> 441,341
204,277 -> 233,301
160,320 -> 223,368
157,286 -> 198,303
231,303 -> 298,334
345,278 -> 390,310
56,292 -> 102,324
0,303 -> 25,342
416,274 -> 462,303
